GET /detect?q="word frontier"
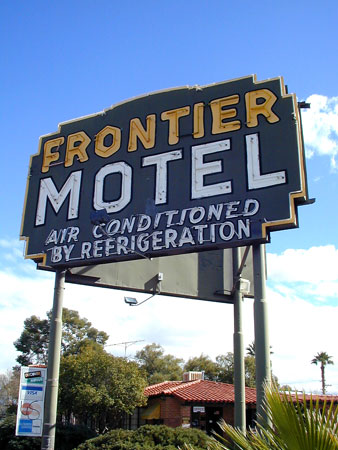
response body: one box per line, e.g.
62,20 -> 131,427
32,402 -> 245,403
41,88 -> 280,173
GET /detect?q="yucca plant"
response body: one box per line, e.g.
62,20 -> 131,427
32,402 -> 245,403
208,382 -> 338,450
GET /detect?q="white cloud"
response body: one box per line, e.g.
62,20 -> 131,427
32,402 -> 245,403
266,287 -> 338,393
267,246 -> 338,304
301,95 -> 338,170
267,245 -> 338,284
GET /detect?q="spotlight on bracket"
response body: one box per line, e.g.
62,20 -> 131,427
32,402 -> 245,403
124,273 -> 163,306
124,297 -> 138,306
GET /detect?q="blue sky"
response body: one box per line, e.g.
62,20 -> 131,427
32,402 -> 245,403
1,1 -> 338,394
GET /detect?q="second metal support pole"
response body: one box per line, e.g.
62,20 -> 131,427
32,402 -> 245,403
253,244 -> 271,425
233,247 -> 246,432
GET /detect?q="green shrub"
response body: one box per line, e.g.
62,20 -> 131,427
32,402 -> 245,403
74,425 -> 209,449
75,429 -> 133,449
0,414 -> 96,450
133,425 -> 176,445
55,423 -> 97,450
174,428 -> 209,448
0,415 -> 40,450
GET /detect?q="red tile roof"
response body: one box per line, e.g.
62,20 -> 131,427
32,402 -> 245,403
144,381 -> 338,406
292,392 -> 338,403
144,379 -> 257,405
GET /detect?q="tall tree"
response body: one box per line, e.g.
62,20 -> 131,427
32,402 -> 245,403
135,343 -> 183,384
184,354 -> 218,380
59,342 -> 146,432
215,353 -> 234,383
0,368 -> 20,415
14,308 -> 109,365
311,351 -> 334,394
13,315 -> 49,365
246,341 -> 274,357
246,342 -> 256,356
215,352 -> 256,387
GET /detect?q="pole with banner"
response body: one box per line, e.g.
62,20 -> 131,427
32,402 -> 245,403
41,269 -> 66,450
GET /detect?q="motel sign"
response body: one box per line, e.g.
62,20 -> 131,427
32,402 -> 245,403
21,75 -> 308,268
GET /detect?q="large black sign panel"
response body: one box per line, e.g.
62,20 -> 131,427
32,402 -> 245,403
21,75 -> 308,267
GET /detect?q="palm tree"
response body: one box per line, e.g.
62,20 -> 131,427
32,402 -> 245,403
246,342 -> 256,356
246,341 -> 273,357
311,351 -> 334,394
207,383 -> 338,450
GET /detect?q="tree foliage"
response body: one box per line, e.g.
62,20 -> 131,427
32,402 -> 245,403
135,343 -> 184,384
180,352 -> 256,387
243,355 -> 256,388
14,308 -> 109,365
311,351 -> 334,394
134,345 -> 259,388
215,353 -> 234,383
216,353 -> 256,387
184,354 -> 218,381
13,314 -> 50,365
246,342 -> 256,356
59,343 -> 146,432
0,368 -> 20,416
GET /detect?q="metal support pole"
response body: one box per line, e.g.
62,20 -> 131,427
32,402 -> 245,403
41,269 -> 65,450
233,247 -> 246,432
253,244 -> 271,425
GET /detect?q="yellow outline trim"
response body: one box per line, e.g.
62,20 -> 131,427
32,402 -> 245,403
261,85 -> 307,238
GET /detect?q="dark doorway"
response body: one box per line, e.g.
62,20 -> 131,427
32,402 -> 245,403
205,407 -> 223,436
246,407 -> 256,428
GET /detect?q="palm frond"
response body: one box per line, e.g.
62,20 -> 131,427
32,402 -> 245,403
209,382 -> 338,450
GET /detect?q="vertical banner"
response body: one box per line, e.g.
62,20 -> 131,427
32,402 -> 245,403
15,366 -> 47,437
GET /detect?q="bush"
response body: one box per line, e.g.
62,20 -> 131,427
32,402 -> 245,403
0,414 -> 96,450
133,425 -> 176,446
175,428 -> 209,449
76,429 -> 133,449
75,425 -> 209,449
0,415 -> 40,450
55,423 -> 97,450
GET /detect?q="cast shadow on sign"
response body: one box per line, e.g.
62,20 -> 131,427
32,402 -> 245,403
63,247 -> 254,304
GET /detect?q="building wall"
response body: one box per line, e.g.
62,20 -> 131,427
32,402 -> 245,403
160,397 -> 236,431
139,396 -> 252,432
222,403 -> 234,426
160,396 -> 183,427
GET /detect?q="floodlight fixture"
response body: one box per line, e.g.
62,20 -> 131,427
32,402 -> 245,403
124,273 -> 163,306
124,293 -> 157,306
124,297 -> 138,306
